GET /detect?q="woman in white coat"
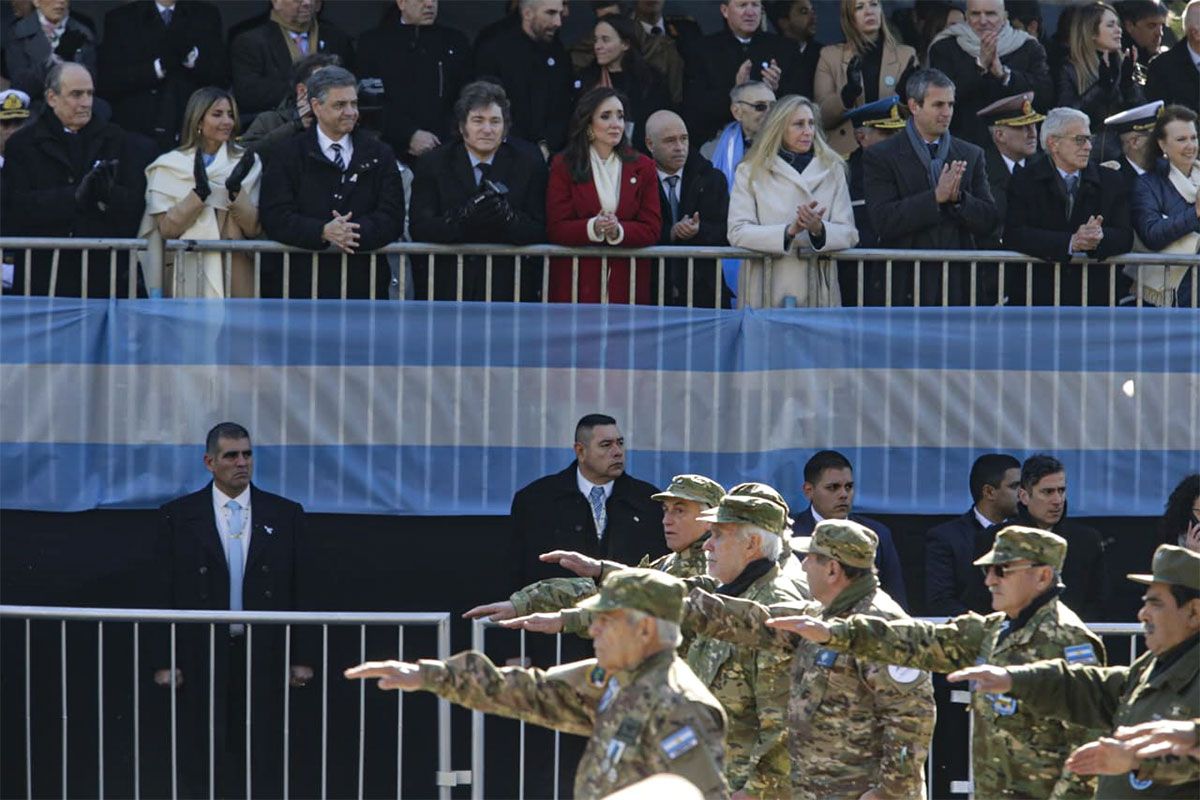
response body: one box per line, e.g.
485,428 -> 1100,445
727,95 -> 858,308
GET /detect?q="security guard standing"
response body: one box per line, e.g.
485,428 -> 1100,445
347,569 -> 729,799
950,544 -> 1200,799
771,526 -> 1107,798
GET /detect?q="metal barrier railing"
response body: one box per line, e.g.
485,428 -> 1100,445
2,237 -> 1196,307
469,618 -> 1146,800
0,606 -> 455,800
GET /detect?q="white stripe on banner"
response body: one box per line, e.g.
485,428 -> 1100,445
3,363 -> 1195,452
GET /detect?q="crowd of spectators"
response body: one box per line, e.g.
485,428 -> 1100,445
0,0 -> 1197,305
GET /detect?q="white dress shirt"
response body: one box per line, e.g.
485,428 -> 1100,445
577,468 -> 614,504
973,505 -> 999,530
317,126 -> 354,170
1001,154 -> 1025,174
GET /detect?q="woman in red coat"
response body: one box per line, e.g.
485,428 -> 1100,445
546,87 -> 662,303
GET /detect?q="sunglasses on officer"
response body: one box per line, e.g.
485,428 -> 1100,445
980,561 -> 1044,579
736,100 -> 774,113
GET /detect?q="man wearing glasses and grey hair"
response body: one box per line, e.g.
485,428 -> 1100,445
1004,106 -> 1133,305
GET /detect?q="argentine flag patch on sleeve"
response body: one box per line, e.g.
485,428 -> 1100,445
659,726 -> 699,760
1064,644 -> 1099,665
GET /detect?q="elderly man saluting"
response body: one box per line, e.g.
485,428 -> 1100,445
348,569 -> 728,799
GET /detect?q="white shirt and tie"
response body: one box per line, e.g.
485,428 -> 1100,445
657,167 -> 683,225
468,152 -> 495,186
973,506 -> 1000,530
1001,154 -> 1025,174
577,468 -> 613,539
317,126 -> 353,173
212,484 -> 251,633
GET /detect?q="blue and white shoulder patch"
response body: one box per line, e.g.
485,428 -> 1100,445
815,648 -> 838,668
1063,643 -> 1099,665
659,725 -> 699,760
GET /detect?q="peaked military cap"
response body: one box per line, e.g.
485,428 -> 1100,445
727,481 -> 793,525
844,95 -> 906,130
977,92 -> 1045,127
576,568 -> 686,622
696,494 -> 787,535
974,525 -> 1067,571
1104,100 -> 1164,135
1127,544 -> 1200,591
0,89 -> 31,121
651,474 -> 726,508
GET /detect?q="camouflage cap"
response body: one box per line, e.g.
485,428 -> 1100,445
695,495 -> 787,535
727,482 -> 794,525
1127,544 -> 1200,591
973,525 -> 1067,571
575,567 -> 686,623
793,519 -> 878,568
651,474 -> 726,509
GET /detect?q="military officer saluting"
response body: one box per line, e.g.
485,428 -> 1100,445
347,569 -> 729,799
770,525 -> 1107,799
951,544 -> 1200,800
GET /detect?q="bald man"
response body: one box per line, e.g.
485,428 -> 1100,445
644,110 -> 732,308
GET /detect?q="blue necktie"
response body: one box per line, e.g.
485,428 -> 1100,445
330,142 -> 346,172
225,500 -> 245,628
665,175 -> 680,225
161,6 -> 173,26
589,486 -> 607,540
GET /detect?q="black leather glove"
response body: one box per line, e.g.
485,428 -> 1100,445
225,151 -> 255,201
74,165 -> 101,210
841,55 -> 863,107
472,194 -> 513,232
193,146 -> 211,201
92,160 -> 118,208
1119,52 -> 1136,87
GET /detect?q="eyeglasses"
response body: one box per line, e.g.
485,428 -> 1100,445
980,562 -> 1042,579
736,100 -> 774,113
1057,134 -> 1095,147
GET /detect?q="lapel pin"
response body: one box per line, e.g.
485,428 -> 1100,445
264,525 -> 274,535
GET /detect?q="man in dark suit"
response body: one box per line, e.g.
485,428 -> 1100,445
409,80 -> 548,301
864,68 -> 999,306
976,92 -> 1043,245
473,0 -> 573,159
984,453 -> 1110,622
643,109 -> 731,307
789,450 -> 909,609
1145,2 -> 1199,112
355,0 -> 471,165
229,0 -> 353,116
1006,106 -> 1133,306
3,0 -> 96,101
155,422 -> 312,799
683,0 -> 807,144
767,0 -> 821,96
925,453 -> 1021,617
260,66 -> 405,299
927,0 -> 1053,146
2,62 -> 148,297
98,0 -> 227,154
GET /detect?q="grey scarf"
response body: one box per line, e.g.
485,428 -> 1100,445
905,118 -> 951,187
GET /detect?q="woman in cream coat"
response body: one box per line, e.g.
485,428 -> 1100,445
727,95 -> 857,308
139,87 -> 261,297
814,0 -> 917,157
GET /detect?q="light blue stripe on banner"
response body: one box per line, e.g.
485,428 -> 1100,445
1,298 -> 1197,374
1,443 -> 1195,516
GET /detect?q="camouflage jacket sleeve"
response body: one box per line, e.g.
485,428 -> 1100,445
740,641 -> 795,797
419,651 -> 597,737
648,699 -> 728,799
510,577 -> 598,615
1134,754 -> 1200,787
1008,660 -> 1128,731
861,654 -> 936,798
562,607 -> 594,638
826,613 -> 989,673
681,588 -> 801,654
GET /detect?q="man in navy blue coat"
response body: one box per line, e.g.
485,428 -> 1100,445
790,450 -> 909,609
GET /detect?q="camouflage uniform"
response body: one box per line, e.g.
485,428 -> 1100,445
684,520 -> 935,799
725,481 -> 811,600
823,526 -> 1107,799
684,495 -> 809,797
1005,545 -> 1200,800
424,570 -> 729,799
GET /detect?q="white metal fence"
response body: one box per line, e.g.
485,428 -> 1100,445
2,237 -> 1196,307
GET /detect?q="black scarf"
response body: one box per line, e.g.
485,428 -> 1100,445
997,585 -> 1060,645
1149,634 -> 1199,682
778,148 -> 813,176
716,557 -> 774,597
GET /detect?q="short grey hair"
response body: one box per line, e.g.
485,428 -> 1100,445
625,609 -> 683,649
737,524 -> 783,562
306,66 -> 357,105
731,81 -> 771,102
1040,107 -> 1090,151
906,68 -> 955,105
45,61 -> 91,95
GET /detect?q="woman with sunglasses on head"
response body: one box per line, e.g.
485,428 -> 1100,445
814,0 -> 917,156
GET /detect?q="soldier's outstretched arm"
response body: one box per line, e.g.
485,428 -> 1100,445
862,655 -> 936,798
952,660 -> 1129,731
349,650 -> 595,737
681,587 -> 803,653
821,613 -> 988,673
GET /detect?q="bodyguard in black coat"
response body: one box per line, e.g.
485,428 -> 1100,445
1005,115 -> 1133,306
98,0 -> 227,153
354,4 -> 471,164
1145,38 -> 1200,112
155,422 -> 311,799
2,64 -> 149,297
260,69 -> 405,299
230,9 -> 353,115
409,128 -> 548,300
924,510 -> 995,616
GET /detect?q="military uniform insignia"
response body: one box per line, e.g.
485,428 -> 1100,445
887,665 -> 922,683
659,725 -> 699,760
988,693 -> 1019,716
815,648 -> 838,668
602,737 -> 627,767
1128,772 -> 1153,791
598,676 -> 620,712
614,716 -> 644,744
589,666 -> 607,687
1063,643 -> 1098,665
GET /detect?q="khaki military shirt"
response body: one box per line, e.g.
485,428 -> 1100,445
826,596 -> 1106,798
1008,637 -> 1200,799
684,575 -> 934,799
419,649 -> 728,799
686,563 -> 807,798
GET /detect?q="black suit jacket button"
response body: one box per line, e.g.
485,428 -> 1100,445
264,590 -> 272,599
199,566 -> 208,574
574,524 -> 583,532
261,564 -> 269,572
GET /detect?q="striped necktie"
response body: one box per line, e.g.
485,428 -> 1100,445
589,486 -> 607,540
330,142 -> 346,172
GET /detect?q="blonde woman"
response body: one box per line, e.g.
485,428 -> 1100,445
139,87 -> 261,297
813,0 -> 917,157
727,95 -> 858,308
